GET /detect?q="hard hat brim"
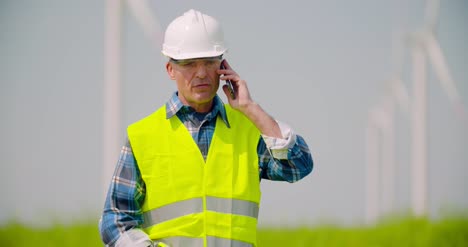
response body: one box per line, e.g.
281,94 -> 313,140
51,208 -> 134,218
162,49 -> 227,61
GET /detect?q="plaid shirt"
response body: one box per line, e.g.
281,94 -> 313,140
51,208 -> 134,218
99,92 -> 313,246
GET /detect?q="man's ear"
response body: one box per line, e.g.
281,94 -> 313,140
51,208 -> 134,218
166,62 -> 176,80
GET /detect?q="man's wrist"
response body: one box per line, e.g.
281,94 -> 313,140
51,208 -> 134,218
239,101 -> 260,119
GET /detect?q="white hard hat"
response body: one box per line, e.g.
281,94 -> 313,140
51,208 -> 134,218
162,9 -> 227,60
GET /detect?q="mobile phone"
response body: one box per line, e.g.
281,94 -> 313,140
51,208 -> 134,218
220,62 -> 236,99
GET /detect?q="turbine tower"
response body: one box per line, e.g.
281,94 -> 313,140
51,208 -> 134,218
103,0 -> 122,200
103,0 -> 162,200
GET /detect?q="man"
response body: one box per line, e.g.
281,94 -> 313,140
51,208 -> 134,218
99,9 -> 313,247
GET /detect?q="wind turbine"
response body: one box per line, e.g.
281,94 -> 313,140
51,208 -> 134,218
365,0 -> 410,224
366,78 -> 409,224
408,0 -> 466,216
366,0 -> 466,223
103,0 -> 162,200
366,101 -> 393,224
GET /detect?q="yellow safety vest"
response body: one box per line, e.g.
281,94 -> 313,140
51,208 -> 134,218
127,105 -> 261,247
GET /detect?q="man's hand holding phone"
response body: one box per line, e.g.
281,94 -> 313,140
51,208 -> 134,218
220,60 -> 236,100
218,59 -> 256,114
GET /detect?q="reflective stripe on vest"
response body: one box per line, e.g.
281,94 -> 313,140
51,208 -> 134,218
156,236 -> 253,247
143,196 -> 259,228
206,196 -> 259,219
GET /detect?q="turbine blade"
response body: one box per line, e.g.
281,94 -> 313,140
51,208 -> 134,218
125,0 -> 163,48
425,34 -> 460,105
425,33 -> 468,123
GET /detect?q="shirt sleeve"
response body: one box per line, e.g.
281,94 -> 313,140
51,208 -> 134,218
258,120 -> 313,182
99,139 -> 152,247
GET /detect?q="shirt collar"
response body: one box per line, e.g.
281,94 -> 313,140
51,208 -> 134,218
165,92 -> 231,128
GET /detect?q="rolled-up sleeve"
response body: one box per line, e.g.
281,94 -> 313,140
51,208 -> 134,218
259,121 -> 313,182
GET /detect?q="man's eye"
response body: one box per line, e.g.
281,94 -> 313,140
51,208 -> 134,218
205,60 -> 219,67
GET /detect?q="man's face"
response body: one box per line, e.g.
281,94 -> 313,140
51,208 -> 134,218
166,57 -> 222,112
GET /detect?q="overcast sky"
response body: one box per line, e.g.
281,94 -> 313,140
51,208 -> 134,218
1,0 -> 467,227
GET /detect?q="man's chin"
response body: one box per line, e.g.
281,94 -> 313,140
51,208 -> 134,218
194,91 -> 215,101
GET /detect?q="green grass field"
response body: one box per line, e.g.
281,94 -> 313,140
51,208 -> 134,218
1,215 -> 467,246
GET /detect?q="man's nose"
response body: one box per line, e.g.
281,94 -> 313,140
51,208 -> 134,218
195,63 -> 207,78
